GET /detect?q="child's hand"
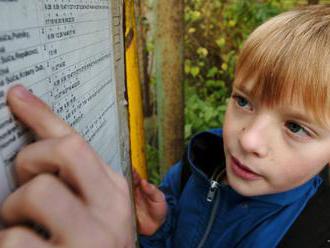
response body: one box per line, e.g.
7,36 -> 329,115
133,170 -> 167,236
0,85 -> 134,247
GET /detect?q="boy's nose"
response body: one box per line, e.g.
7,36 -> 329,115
238,117 -> 269,158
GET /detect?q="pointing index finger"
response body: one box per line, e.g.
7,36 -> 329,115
7,85 -> 74,139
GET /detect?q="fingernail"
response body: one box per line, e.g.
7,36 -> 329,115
10,85 -> 35,102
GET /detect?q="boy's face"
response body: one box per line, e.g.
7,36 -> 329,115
223,82 -> 330,197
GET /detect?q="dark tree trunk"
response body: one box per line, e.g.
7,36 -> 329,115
135,0 -> 153,117
308,0 -> 320,4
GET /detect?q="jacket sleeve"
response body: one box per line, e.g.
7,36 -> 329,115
139,161 -> 183,248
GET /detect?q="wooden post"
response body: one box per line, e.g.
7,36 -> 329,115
154,0 -> 184,176
308,0 -> 320,4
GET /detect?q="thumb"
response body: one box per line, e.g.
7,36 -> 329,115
132,169 -> 141,187
140,180 -> 165,203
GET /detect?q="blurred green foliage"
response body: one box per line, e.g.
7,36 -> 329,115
184,0 -> 301,141
146,143 -> 161,184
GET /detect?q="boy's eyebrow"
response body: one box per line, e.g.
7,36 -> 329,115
232,85 -> 252,95
283,109 -> 314,124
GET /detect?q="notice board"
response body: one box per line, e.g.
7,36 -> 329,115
0,0 -> 130,203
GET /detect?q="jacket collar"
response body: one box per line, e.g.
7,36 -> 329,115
187,129 -> 225,181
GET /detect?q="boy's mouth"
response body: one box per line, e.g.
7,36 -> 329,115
230,156 -> 262,180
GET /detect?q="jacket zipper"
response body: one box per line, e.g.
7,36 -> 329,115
197,168 -> 226,248
207,180 -> 220,202
207,167 -> 226,202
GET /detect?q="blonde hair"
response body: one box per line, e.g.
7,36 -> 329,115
235,5 -> 330,126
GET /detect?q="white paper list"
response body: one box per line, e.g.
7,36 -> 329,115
0,0 -> 123,203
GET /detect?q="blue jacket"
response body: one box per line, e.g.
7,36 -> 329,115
139,129 -> 325,248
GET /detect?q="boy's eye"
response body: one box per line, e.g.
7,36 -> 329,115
237,96 -> 248,107
285,121 -> 310,137
232,94 -> 252,110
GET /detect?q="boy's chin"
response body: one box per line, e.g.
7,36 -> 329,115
226,172 -> 270,197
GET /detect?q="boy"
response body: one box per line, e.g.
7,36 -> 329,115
135,5 -> 330,248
